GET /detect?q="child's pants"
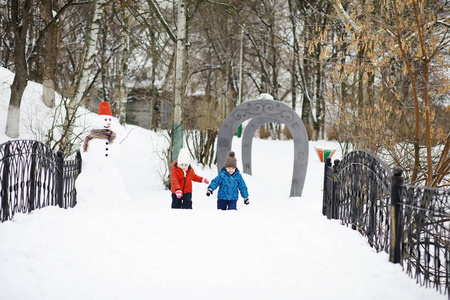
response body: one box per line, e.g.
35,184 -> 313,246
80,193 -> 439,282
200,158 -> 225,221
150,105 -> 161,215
172,192 -> 192,209
217,199 -> 237,210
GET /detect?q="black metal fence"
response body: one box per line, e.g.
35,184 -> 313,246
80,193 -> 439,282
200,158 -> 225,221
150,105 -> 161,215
0,140 -> 81,222
323,150 -> 450,297
396,174 -> 450,295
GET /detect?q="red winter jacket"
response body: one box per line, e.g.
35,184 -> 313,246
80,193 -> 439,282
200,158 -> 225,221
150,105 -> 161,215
170,161 -> 203,194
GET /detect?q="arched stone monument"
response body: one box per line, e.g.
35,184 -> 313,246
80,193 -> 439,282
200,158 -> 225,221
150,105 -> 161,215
216,100 -> 309,197
241,117 -> 283,175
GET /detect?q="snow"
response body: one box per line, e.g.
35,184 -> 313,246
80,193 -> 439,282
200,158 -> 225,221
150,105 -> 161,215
257,93 -> 275,101
0,67 -> 445,299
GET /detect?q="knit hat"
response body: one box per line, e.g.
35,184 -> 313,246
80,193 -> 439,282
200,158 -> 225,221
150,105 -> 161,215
98,101 -> 112,116
177,148 -> 190,165
224,151 -> 237,168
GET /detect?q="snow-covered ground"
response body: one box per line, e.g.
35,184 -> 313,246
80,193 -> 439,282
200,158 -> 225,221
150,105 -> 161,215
0,67 -> 445,299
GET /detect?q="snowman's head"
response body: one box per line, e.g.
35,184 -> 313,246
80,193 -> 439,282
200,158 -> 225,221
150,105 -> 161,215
93,114 -> 114,130
93,101 -> 115,130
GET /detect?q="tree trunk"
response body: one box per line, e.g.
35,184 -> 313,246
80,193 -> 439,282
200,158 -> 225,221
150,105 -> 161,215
269,15 -> 278,100
315,53 -> 323,140
172,0 -> 187,162
41,0 -> 57,108
393,0 -> 421,182
7,75 -> 27,138
117,5 -> 129,125
238,26 -> 244,105
150,29 -> 160,130
74,0 -> 102,104
6,0 -> 32,138
301,35 -> 311,128
423,62 -> 432,186
288,0 -> 298,110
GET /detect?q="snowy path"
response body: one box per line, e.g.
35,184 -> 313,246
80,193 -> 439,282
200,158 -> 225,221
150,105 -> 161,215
0,135 -> 445,300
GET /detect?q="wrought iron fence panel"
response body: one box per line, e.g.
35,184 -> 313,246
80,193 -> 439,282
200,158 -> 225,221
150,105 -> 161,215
62,153 -> 81,209
323,150 -> 450,297
398,185 -> 450,295
331,150 -> 393,253
0,140 -> 81,222
31,142 -> 58,210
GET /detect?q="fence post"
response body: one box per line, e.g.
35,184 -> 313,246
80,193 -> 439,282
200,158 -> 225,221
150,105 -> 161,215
367,172 -> 376,247
56,151 -> 64,208
332,159 -> 340,219
29,142 -> 39,211
1,141 -> 11,222
389,166 -> 404,263
323,157 -> 332,217
76,150 -> 82,174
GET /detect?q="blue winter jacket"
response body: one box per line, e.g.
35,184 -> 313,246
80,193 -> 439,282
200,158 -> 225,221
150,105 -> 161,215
208,168 -> 249,201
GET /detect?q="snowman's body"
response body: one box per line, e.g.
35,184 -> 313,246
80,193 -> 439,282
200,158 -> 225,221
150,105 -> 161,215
75,103 -> 130,209
84,132 -> 119,160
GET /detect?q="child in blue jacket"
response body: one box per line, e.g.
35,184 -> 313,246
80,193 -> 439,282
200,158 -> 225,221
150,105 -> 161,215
206,151 -> 249,210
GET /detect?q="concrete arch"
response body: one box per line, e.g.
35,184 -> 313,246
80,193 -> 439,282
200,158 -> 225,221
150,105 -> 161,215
216,100 -> 308,197
241,117 -> 285,175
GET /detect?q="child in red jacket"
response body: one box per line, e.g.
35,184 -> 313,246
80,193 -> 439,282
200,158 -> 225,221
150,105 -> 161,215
170,148 -> 209,209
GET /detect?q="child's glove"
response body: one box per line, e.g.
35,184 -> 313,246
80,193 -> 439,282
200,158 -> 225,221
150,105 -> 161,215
175,190 -> 183,198
202,178 -> 209,184
206,188 -> 213,197
244,197 -> 249,205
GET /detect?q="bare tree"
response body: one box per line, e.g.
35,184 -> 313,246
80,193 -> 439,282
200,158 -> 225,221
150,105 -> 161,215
4,0 -> 86,139
57,0 -> 104,154
320,0 -> 450,186
5,0 -> 32,138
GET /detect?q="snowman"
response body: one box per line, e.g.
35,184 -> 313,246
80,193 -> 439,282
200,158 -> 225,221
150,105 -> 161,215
75,101 -> 130,209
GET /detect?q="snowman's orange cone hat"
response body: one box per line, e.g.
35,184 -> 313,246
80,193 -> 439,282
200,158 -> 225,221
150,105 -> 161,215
98,101 -> 112,116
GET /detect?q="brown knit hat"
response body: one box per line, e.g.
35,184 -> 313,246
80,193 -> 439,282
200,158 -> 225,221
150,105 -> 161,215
224,151 -> 237,168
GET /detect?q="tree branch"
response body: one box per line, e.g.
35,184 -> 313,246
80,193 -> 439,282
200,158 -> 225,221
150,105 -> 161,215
146,0 -> 176,43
